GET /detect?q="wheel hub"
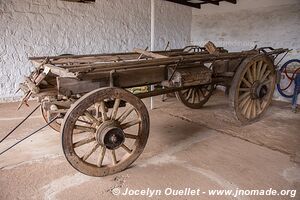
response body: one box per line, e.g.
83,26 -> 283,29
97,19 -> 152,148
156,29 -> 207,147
251,81 -> 268,99
96,121 -> 125,150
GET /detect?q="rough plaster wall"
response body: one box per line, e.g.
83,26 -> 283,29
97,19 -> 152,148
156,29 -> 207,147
191,0 -> 300,104
153,0 -> 191,50
0,0 -> 191,102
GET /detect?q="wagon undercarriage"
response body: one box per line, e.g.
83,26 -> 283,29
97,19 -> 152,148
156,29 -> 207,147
18,42 -> 288,176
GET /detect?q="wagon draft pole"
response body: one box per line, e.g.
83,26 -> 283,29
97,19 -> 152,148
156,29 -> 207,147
16,41 -> 287,176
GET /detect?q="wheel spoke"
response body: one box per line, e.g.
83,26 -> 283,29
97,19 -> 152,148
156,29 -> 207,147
241,98 -> 251,116
77,118 -> 93,125
260,70 -> 271,82
94,103 -> 101,119
239,88 -> 250,92
111,150 -> 117,165
74,125 -> 96,133
196,89 -> 201,103
252,100 -> 257,119
84,111 -> 99,124
100,101 -> 108,121
191,89 -> 196,104
242,78 -> 252,88
261,100 -> 268,110
246,68 -> 254,83
256,99 -> 262,114
262,79 -> 272,86
121,119 -> 141,130
238,91 -> 250,102
239,95 -> 251,109
245,100 -> 253,119
259,64 -> 267,80
96,146 -> 106,167
121,144 -> 132,154
117,107 -> 135,123
252,62 -> 257,81
182,89 -> 189,95
110,99 -> 121,120
82,142 -> 100,161
186,89 -> 193,100
73,137 -> 95,148
257,61 -> 263,79
124,133 -> 138,140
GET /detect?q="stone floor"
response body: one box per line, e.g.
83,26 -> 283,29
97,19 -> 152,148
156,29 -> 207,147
0,91 -> 299,200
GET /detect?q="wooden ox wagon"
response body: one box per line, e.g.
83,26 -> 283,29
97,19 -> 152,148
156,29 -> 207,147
18,42 -> 287,176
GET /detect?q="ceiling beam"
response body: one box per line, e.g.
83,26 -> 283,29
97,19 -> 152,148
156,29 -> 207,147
223,0 -> 237,4
164,0 -> 201,9
200,0 -> 219,5
61,0 -> 95,3
163,0 -> 237,9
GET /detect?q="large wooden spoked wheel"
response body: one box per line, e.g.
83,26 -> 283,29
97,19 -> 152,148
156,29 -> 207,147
175,84 -> 214,109
229,55 -> 276,123
61,87 -> 149,177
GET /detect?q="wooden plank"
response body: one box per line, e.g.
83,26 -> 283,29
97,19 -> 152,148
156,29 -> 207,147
28,49 -> 184,61
31,88 -> 57,98
30,51 -> 204,67
204,41 -> 219,54
117,66 -> 166,88
77,66 -> 166,88
44,64 -> 76,78
57,77 -> 108,95
50,51 -> 200,69
24,77 -> 40,94
133,48 -> 168,59
70,51 -> 259,74
68,57 -> 181,73
48,56 -> 123,64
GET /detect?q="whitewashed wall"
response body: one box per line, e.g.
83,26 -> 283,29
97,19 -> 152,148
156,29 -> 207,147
0,0 -> 191,102
192,0 -> 300,104
152,0 -> 191,50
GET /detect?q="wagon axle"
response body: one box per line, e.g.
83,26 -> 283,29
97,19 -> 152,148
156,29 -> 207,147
251,81 -> 268,99
96,120 -> 125,150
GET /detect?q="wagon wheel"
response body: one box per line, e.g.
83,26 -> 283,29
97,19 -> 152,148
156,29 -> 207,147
41,101 -> 85,133
61,87 -> 149,177
41,104 -> 62,132
175,84 -> 215,109
229,55 -> 276,123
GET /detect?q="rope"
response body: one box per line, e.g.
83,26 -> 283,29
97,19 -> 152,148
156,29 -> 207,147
0,115 -> 59,156
0,104 -> 41,144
